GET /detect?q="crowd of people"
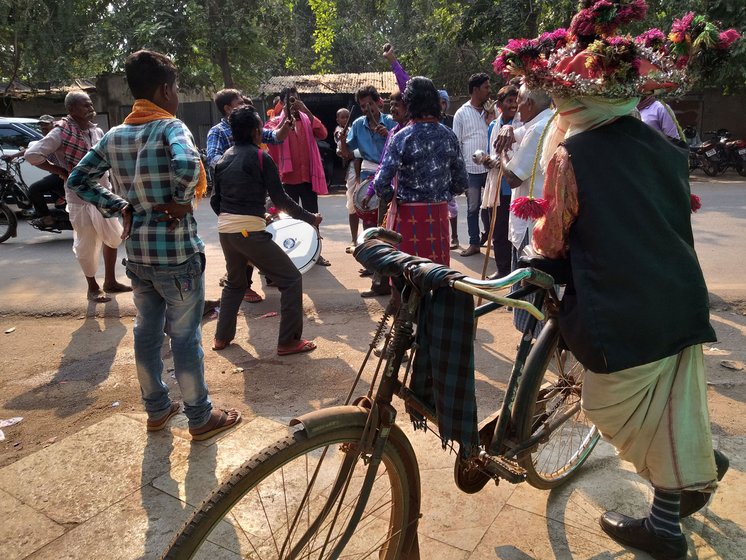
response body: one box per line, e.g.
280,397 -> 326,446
13,0 -> 737,554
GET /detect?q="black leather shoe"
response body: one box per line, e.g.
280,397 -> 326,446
680,449 -> 729,517
599,512 -> 687,560
361,288 -> 391,298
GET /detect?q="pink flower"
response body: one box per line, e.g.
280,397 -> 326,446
493,56 -> 507,74
718,29 -> 740,49
671,12 -> 695,36
570,10 -> 597,37
635,28 -> 665,47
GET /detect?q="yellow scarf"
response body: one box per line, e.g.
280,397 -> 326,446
123,99 -> 207,199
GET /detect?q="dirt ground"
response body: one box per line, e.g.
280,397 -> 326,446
1,299 -> 745,469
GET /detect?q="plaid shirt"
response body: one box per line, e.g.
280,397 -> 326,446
206,119 -> 278,168
67,118 -> 205,266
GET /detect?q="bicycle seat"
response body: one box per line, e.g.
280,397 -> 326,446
516,254 -> 572,285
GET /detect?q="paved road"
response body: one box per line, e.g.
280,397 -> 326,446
0,173 -> 744,315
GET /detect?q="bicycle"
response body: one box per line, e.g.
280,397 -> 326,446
163,227 -> 599,559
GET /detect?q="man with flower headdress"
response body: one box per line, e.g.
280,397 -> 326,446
67,50 -> 241,441
493,1 -> 739,558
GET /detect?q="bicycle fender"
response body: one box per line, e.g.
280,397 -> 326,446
289,406 -> 370,439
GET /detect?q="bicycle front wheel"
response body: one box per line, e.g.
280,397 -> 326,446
513,318 -> 599,490
164,409 -> 420,559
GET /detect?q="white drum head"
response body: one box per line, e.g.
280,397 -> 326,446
266,217 -> 321,274
354,177 -> 379,213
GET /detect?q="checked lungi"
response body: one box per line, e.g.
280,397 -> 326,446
390,201 -> 450,266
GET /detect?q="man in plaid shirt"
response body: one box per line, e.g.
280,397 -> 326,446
67,50 -> 241,440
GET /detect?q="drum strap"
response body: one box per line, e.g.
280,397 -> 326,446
257,149 -> 264,172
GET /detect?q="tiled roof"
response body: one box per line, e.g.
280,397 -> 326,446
258,72 -> 398,96
0,78 -> 97,98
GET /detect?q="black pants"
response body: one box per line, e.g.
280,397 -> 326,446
29,174 -> 65,217
284,182 -> 318,213
216,231 -> 303,346
492,194 -> 513,278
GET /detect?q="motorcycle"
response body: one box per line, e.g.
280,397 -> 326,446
690,128 -> 746,177
0,153 -> 71,240
718,130 -> 746,176
0,158 -> 20,242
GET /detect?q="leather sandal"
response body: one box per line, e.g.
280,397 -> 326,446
147,402 -> 181,432
189,408 -> 242,441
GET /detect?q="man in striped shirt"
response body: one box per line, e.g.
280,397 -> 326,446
452,73 -> 491,257
67,50 -> 241,440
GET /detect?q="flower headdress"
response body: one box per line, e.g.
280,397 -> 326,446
492,0 -> 740,219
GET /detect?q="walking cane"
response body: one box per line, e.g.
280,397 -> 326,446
474,165 -> 503,332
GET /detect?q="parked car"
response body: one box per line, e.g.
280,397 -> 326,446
0,117 -> 48,187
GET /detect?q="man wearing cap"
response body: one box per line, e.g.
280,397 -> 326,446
0,115 -> 67,223
438,89 -> 460,248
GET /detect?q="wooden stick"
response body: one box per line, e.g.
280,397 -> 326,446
474,166 -> 503,334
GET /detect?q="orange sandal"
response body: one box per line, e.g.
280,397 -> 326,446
243,288 -> 263,303
277,339 -> 317,356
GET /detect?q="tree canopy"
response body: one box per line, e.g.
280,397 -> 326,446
1,0 -> 744,96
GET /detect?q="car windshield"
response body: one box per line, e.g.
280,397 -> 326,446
23,122 -> 43,134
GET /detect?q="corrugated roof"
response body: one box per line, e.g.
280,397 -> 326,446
1,78 -> 96,98
258,72 -> 398,96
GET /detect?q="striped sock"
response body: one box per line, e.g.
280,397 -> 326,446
645,489 -> 683,538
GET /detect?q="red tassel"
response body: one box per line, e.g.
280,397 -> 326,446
690,194 -> 701,213
510,196 -> 549,220
268,206 -> 278,215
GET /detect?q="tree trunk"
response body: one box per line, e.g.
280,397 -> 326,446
217,47 -> 234,88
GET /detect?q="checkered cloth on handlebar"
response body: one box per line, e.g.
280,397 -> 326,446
355,241 -> 479,455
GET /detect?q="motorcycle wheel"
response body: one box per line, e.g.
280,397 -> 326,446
738,165 -> 746,177
11,183 -> 32,210
0,203 -> 18,243
702,159 -> 719,177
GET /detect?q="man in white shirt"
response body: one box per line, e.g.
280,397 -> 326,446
452,73 -> 491,256
500,84 -> 553,333
25,91 -> 129,303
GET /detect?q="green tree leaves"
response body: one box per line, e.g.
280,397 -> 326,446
0,0 -> 743,94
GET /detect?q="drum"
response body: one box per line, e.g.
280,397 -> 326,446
265,216 -> 321,274
353,177 -> 379,225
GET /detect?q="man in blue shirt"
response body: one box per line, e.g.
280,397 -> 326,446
207,89 -> 290,303
340,85 -> 396,196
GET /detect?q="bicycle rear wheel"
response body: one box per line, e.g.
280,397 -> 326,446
512,318 -> 599,489
163,410 -> 420,559
0,203 -> 17,243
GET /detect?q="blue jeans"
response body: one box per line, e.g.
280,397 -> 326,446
125,253 -> 212,428
466,172 -> 487,245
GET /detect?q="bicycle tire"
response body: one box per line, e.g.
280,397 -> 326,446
0,203 -> 17,243
512,318 -> 599,490
163,415 -> 420,559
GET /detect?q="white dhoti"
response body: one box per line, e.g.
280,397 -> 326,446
345,162 -> 356,215
67,202 -> 123,278
582,344 -> 718,492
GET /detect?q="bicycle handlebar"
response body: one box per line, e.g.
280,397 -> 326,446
354,228 -> 551,320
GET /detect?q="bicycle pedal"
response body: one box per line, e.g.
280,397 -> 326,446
480,452 -> 526,484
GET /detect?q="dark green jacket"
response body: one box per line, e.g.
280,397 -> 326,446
560,116 -> 715,373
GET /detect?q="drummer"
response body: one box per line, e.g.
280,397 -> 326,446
339,84 -> 397,221
211,106 -> 322,356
